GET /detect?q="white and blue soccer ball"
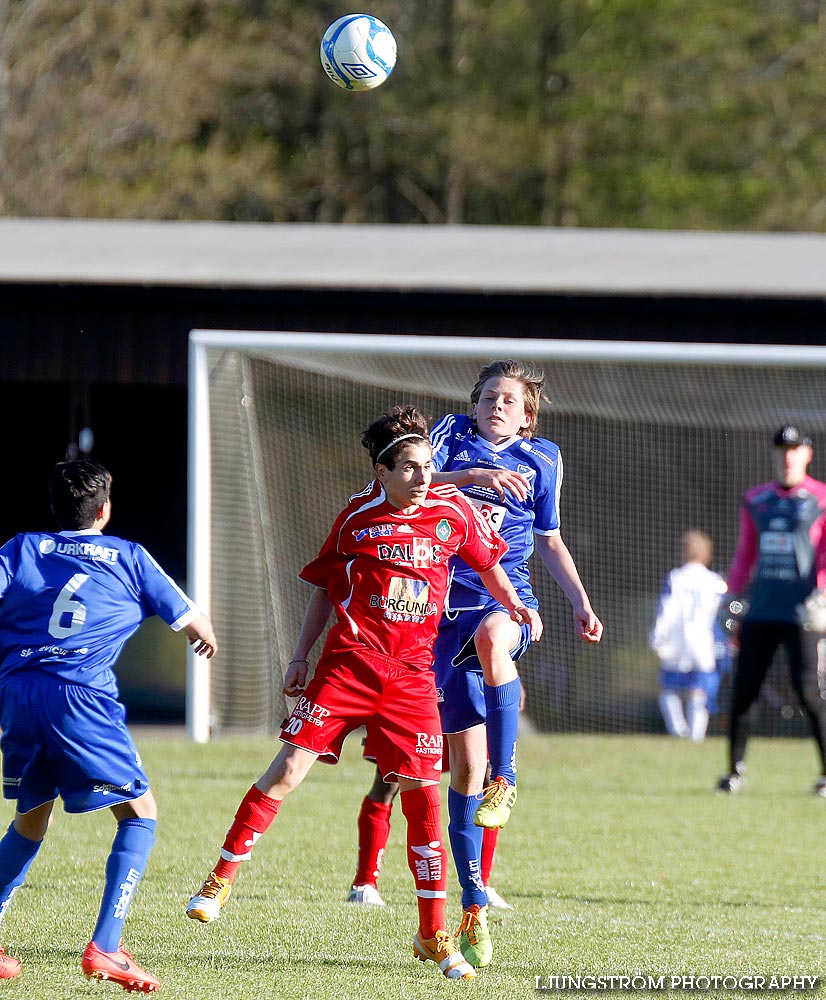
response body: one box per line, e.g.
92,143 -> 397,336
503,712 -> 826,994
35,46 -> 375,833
320,14 -> 397,91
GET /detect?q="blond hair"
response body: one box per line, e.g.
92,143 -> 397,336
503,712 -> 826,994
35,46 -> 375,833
470,359 -> 547,439
682,529 -> 713,567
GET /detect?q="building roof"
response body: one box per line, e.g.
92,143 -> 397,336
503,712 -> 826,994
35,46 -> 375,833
1,217 -> 824,299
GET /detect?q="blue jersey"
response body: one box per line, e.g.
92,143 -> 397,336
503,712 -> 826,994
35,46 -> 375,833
429,413 -> 562,610
0,529 -> 197,696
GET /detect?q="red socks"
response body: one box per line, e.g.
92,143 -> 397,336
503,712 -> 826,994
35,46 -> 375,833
353,796 -> 393,886
400,784 -> 446,938
214,785 -> 281,882
481,825 -> 499,886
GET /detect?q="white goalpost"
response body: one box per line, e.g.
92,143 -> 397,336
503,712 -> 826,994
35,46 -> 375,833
186,330 -> 826,743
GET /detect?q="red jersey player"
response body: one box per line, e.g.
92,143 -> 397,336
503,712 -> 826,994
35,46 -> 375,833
184,406 -> 542,981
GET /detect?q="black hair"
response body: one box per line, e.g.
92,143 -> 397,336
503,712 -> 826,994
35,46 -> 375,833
49,460 -> 112,530
361,405 -> 430,468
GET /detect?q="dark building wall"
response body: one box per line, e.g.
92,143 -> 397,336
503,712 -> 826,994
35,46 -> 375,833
4,281 -> 826,387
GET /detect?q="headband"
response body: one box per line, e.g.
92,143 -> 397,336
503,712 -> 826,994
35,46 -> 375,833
375,433 -> 426,464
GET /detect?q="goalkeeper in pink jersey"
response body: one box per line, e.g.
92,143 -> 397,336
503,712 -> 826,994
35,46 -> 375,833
718,425 -> 826,795
185,405 -> 541,982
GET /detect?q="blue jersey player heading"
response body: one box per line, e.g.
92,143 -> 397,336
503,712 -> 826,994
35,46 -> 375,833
0,460 -> 217,991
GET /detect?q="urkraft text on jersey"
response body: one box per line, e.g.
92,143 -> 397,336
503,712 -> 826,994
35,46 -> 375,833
49,541 -> 120,564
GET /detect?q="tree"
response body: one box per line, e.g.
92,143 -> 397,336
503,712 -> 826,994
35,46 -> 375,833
2,0 -> 826,230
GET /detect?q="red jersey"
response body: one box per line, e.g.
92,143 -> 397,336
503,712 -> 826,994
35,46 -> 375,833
300,481 -> 508,669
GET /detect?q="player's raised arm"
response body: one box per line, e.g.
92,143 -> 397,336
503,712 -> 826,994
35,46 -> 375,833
534,533 -> 603,643
432,467 -> 530,502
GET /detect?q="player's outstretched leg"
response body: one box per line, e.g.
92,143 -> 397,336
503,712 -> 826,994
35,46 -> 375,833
187,784 -> 281,922
475,678 -> 520,828
83,816 -> 160,992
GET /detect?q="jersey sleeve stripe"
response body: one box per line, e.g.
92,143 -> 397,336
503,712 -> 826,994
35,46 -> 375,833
140,544 -> 195,608
169,605 -> 199,632
428,413 -> 456,453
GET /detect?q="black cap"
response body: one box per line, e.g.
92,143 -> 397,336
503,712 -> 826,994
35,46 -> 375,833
772,425 -> 812,448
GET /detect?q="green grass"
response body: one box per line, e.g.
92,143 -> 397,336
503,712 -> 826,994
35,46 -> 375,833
2,731 -> 825,999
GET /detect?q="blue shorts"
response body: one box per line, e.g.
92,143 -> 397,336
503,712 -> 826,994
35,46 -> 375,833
658,669 -> 719,694
0,673 -> 151,815
659,668 -> 723,714
433,604 -> 532,734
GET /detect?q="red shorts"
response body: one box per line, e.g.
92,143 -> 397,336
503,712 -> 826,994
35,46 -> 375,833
279,647 -> 443,782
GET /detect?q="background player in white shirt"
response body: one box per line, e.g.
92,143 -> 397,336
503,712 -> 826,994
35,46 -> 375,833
650,530 -> 728,742
0,460 -> 216,991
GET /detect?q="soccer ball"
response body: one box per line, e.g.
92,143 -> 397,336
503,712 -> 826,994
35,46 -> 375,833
320,14 -> 397,91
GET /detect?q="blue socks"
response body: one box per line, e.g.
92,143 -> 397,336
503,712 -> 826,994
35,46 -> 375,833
447,787 -> 486,910
484,676 -> 521,785
92,817 -> 156,953
0,823 -> 42,922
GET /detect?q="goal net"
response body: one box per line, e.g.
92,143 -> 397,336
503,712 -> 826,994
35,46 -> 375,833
187,331 -> 826,742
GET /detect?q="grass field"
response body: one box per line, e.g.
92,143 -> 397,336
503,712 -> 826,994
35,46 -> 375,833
1,729 -> 824,1000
